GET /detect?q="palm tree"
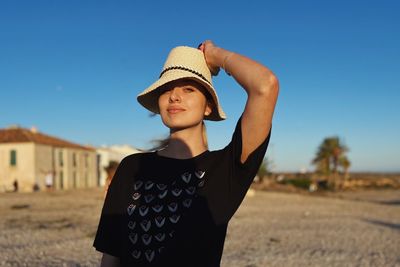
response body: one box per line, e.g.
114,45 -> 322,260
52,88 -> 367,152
338,155 -> 351,178
312,136 -> 349,176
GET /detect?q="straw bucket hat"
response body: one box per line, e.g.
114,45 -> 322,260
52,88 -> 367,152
137,46 -> 226,121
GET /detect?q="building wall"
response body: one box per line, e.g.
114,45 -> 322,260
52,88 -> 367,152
34,144 -> 53,190
50,147 -> 98,190
0,143 -> 35,192
64,148 -> 98,189
0,142 -> 98,192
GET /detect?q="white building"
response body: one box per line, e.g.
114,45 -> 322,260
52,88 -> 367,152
96,145 -> 141,186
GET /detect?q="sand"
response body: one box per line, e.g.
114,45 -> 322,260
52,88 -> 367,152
0,188 -> 399,267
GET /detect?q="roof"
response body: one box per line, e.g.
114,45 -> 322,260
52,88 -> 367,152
0,127 -> 94,151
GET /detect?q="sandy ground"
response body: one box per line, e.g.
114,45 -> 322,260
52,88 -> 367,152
0,188 -> 399,267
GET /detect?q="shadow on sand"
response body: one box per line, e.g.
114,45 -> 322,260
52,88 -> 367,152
363,218 -> 400,231
377,200 -> 400,206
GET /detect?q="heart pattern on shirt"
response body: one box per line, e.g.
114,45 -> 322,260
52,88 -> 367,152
128,221 -> 136,230
127,204 -> 136,216
126,170 -> 206,263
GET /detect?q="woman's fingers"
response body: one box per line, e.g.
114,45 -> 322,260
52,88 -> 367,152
199,40 -> 220,76
197,42 -> 205,52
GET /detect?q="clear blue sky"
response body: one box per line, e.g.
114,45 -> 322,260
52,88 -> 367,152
1,0 -> 399,172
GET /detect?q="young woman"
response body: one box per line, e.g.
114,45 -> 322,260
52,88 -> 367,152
94,40 -> 279,267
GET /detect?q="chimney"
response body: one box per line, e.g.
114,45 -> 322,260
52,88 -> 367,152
30,126 -> 39,133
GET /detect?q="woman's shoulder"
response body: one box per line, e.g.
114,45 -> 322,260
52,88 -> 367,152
119,151 -> 154,166
125,150 -> 154,159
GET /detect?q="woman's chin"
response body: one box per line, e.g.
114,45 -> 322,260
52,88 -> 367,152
162,119 -> 202,131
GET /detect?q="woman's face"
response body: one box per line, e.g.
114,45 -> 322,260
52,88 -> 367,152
158,79 -> 212,130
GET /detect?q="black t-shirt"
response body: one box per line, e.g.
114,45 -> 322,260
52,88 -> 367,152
93,116 -> 271,267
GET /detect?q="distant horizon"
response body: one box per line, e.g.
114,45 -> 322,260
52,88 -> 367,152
1,123 -> 399,174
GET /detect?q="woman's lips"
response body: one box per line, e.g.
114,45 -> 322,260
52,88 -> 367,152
167,108 -> 185,114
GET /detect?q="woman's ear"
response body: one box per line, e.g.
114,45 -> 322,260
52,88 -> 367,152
204,101 -> 213,116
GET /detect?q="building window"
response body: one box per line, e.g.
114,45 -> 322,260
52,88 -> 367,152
85,153 -> 88,168
60,171 -> 64,189
10,150 -> 17,166
73,171 -> 77,188
97,154 -> 101,186
59,151 -> 63,167
72,153 -> 77,167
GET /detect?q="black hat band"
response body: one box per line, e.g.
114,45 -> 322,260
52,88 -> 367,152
159,66 -> 211,85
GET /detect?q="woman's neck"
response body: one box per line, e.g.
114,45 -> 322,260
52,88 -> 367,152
157,125 -> 208,159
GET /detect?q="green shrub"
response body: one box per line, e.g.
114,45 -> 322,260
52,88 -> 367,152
286,178 -> 311,190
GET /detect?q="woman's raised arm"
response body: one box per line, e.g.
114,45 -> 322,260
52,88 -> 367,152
199,40 -> 279,163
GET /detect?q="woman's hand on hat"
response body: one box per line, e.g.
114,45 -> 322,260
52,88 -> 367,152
198,40 -> 221,76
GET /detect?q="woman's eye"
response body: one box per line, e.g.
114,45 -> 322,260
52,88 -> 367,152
161,88 -> 172,94
183,87 -> 195,92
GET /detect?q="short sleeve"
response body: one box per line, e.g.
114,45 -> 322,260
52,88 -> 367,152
229,115 -> 271,175
93,158 -> 127,257
223,115 -> 271,218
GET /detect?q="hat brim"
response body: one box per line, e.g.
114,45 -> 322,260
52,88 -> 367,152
137,69 -> 226,121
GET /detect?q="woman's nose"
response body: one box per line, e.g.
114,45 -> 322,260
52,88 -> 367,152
169,88 -> 181,102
